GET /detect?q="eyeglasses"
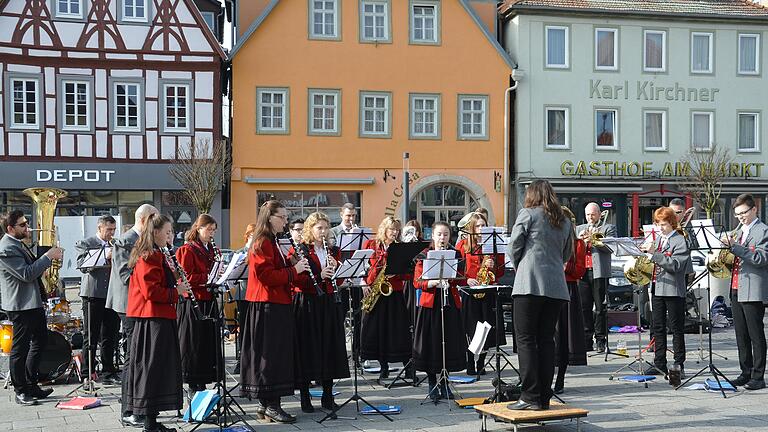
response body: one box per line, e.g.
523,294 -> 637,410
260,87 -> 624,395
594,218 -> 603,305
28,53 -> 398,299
271,214 -> 288,220
674,210 -> 683,215
15,221 -> 29,228
735,207 -> 754,217
290,228 -> 302,232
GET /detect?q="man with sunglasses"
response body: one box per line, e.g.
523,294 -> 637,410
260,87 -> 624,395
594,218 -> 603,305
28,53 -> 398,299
723,194 -> 768,390
0,210 -> 63,405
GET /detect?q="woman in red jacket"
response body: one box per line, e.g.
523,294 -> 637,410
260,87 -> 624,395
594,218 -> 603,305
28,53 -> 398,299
239,200 -> 308,423
413,222 -> 467,402
361,216 -> 412,384
123,214 -> 186,432
290,212 -> 349,414
554,207 -> 588,394
456,212 -> 506,376
175,214 -> 221,398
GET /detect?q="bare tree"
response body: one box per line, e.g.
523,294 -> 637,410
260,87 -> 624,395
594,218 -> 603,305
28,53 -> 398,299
677,144 -> 733,219
169,138 -> 231,214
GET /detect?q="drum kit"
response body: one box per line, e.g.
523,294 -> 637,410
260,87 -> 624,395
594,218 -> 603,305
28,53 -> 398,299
0,297 -> 84,386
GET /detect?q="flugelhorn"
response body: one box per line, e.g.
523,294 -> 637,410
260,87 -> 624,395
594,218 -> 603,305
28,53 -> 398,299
584,209 -> 609,248
706,223 -> 743,279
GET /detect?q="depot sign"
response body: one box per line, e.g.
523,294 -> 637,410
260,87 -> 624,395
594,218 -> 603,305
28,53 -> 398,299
36,169 -> 116,183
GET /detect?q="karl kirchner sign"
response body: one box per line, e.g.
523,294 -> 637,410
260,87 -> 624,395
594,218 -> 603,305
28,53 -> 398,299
561,160 -> 765,178
589,80 -> 720,102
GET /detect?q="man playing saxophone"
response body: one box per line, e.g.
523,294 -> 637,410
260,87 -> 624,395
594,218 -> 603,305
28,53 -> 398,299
722,194 -> 768,390
576,203 -> 616,353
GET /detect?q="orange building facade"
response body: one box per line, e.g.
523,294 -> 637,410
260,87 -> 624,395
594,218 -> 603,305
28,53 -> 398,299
229,0 -> 514,242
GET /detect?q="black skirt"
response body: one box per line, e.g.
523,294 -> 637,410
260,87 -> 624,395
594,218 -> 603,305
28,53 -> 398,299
293,293 -> 350,383
177,298 -> 222,385
240,302 -> 295,400
360,291 -> 412,363
460,291 -> 507,351
413,293 -> 467,374
402,280 -> 419,327
123,318 -> 183,415
555,282 -> 588,367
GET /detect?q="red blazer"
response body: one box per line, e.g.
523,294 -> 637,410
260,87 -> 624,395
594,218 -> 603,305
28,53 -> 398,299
127,250 -> 178,319
413,248 -> 465,309
565,239 -> 587,282
246,235 -> 297,304
176,240 -> 215,301
456,238 -> 505,280
289,243 -> 342,295
363,239 -> 405,292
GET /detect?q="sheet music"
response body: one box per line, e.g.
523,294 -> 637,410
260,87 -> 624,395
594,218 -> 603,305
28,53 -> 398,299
479,226 -> 507,254
690,219 -> 719,249
422,250 -> 458,280
214,252 -> 248,285
79,247 -> 110,269
600,237 -> 645,257
468,321 -> 492,355
340,227 -> 374,251
333,249 -> 373,279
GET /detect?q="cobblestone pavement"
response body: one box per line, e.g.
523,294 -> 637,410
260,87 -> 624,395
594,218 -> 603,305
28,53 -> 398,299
1,292 -> 767,431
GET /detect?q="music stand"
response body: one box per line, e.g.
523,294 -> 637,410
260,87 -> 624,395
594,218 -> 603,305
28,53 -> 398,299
320,249 -> 394,423
675,222 -> 735,398
418,250 -> 463,408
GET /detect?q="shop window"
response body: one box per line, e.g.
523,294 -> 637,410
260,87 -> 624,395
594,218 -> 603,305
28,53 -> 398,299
121,191 -> 154,206
259,191 -> 362,225
410,183 -> 479,242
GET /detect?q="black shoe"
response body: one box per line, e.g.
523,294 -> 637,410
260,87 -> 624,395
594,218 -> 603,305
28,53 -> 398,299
540,399 -> 551,410
121,414 -> 146,427
553,383 -> 564,395
15,393 -> 39,406
439,384 -> 455,400
643,366 -> 667,376
732,375 -> 751,386
264,406 -> 296,423
300,390 -> 315,413
466,362 -> 477,376
321,393 -> 339,411
507,400 -> 541,411
29,386 -> 54,399
143,425 -> 176,432
476,360 -> 487,376
744,379 -> 766,390
101,373 -> 122,385
596,340 -> 606,353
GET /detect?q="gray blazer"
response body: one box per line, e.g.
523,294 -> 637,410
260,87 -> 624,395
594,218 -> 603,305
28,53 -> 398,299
0,235 -> 51,312
329,224 -> 354,248
730,220 -> 768,303
105,229 -> 139,314
75,235 -> 111,299
576,223 -> 617,279
510,207 -> 573,301
650,231 -> 690,298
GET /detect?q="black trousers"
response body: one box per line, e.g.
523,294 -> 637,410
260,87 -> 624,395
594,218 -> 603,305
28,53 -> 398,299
119,313 -> 136,416
513,295 -> 564,405
651,295 -> 686,368
731,291 -> 766,380
81,297 -> 120,374
7,308 -> 47,394
578,271 -> 607,343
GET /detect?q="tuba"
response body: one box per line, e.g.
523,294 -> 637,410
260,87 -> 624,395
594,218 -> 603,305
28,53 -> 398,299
706,223 -> 742,279
23,188 -> 67,296
361,261 -> 392,313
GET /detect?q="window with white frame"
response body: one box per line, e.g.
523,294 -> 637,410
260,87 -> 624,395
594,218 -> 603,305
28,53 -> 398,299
644,30 -> 666,72
361,1 -> 389,42
545,26 -> 568,68
257,88 -> 289,133
738,34 -> 760,75
545,107 -> 569,149
691,111 -> 713,150
163,84 -> 190,132
310,0 -> 338,39
691,32 -> 713,73
56,0 -> 82,18
738,112 -> 759,152
411,2 -> 438,44
644,110 -> 666,150
458,96 -> 487,139
10,78 -> 40,129
63,81 -> 90,130
595,108 -> 618,149
595,28 -> 618,70
309,90 -> 339,134
113,82 -> 141,131
411,94 -> 440,138
360,92 -> 389,136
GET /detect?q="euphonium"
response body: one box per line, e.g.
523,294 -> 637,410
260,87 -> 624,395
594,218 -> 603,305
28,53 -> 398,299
361,261 -> 392,313
706,223 -> 743,279
23,188 -> 67,295
474,256 -> 495,299
588,210 -> 610,248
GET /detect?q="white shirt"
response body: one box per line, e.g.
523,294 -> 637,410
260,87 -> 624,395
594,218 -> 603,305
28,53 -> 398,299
740,218 -> 759,244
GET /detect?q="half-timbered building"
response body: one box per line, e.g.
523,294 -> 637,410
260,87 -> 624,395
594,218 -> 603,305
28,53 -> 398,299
0,0 -> 226,242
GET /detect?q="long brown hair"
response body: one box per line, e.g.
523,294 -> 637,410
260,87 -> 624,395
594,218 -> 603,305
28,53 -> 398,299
524,179 -> 565,228
129,214 -> 172,268
251,200 -> 286,253
243,223 -> 257,246
185,213 -> 217,243
462,212 -> 488,253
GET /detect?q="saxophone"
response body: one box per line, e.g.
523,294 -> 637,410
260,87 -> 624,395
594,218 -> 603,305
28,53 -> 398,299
474,256 -> 495,299
361,261 -> 392,313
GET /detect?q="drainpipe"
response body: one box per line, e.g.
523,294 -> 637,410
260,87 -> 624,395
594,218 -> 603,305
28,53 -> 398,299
504,78 -> 519,230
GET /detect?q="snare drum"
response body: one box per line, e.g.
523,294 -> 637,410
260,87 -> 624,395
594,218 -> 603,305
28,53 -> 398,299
1,320 -> 13,354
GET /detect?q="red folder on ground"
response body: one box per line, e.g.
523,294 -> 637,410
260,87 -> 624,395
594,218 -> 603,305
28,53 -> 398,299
57,397 -> 102,410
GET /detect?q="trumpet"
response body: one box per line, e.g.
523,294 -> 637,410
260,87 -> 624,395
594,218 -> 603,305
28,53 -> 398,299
161,244 -> 202,320
706,223 -> 743,279
322,236 -> 342,304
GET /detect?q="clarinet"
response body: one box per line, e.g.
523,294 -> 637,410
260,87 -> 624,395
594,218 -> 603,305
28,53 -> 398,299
161,244 -> 203,320
209,237 -> 224,290
322,237 -> 342,304
288,237 -> 324,297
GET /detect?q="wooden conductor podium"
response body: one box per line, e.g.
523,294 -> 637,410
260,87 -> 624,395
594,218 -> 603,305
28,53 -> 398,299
474,402 -> 588,432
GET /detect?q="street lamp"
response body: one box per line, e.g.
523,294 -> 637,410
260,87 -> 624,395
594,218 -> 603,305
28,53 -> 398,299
403,152 -> 410,223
